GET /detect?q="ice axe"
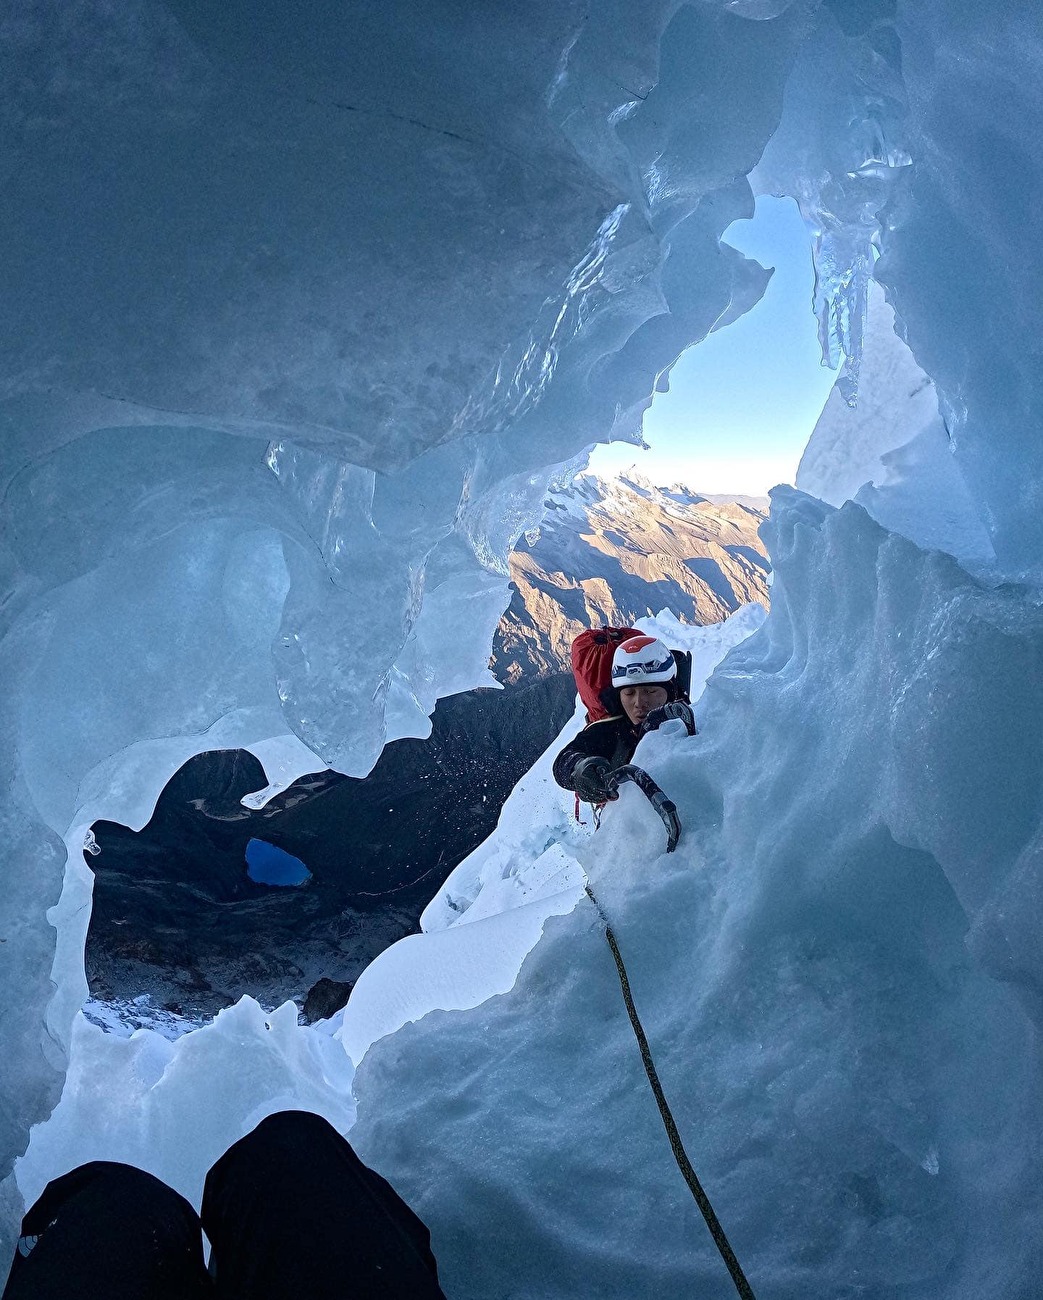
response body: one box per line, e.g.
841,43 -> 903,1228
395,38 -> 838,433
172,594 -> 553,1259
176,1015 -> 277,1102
608,764 -> 681,852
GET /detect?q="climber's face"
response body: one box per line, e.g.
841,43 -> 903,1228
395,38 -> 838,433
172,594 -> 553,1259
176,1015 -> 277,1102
619,684 -> 668,726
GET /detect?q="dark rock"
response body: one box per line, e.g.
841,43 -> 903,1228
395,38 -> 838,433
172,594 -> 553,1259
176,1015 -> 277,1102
302,977 -> 354,1024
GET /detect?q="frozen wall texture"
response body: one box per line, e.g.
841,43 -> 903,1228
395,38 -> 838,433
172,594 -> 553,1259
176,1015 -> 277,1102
1,0 -> 1042,1294
352,503 -> 1043,1298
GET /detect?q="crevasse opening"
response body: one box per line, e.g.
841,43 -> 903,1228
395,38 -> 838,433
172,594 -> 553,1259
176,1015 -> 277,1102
2,0 -> 1041,1295
590,194 -> 837,496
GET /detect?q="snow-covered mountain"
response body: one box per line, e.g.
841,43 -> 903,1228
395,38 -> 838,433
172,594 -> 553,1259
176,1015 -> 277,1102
495,472 -> 770,681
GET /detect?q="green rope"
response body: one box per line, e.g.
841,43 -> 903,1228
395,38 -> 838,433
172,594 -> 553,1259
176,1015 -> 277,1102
584,884 -> 757,1300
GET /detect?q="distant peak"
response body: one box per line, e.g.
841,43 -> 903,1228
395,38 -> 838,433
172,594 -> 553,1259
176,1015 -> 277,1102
568,468 -> 769,514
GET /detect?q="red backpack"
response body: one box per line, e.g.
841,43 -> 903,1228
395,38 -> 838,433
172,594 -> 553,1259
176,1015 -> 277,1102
570,626 -> 641,723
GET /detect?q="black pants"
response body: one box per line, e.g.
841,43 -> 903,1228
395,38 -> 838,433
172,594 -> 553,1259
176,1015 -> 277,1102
3,1110 -> 447,1299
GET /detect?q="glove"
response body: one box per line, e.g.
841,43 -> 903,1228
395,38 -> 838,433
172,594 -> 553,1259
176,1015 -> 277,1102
643,700 -> 697,736
571,755 -> 619,803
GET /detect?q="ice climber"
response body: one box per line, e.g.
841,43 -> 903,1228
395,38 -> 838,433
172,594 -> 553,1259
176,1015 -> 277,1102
553,633 -> 696,806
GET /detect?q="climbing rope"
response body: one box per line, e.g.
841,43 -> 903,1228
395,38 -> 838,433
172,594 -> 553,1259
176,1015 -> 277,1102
584,882 -> 757,1300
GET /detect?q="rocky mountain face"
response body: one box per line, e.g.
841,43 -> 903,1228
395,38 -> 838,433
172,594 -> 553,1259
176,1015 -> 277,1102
86,475 -> 770,1023
494,474 -> 769,682
87,673 -> 578,1024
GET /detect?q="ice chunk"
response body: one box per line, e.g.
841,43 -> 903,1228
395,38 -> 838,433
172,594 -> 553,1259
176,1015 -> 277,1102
797,282 -> 995,570
16,1001 -> 356,1213
797,283 -> 942,507
752,7 -> 911,402
337,892 -> 585,1069
239,735 -> 330,810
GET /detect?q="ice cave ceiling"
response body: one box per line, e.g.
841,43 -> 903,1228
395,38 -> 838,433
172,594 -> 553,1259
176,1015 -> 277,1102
1,0 -> 1042,1290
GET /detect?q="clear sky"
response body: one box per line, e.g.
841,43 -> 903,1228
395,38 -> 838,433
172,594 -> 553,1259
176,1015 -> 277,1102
588,196 -> 838,496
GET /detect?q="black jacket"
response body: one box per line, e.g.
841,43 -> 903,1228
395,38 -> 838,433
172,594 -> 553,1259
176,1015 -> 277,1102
552,713 -> 642,794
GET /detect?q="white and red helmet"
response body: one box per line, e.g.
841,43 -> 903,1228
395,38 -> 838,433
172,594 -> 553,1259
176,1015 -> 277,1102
611,635 -> 677,687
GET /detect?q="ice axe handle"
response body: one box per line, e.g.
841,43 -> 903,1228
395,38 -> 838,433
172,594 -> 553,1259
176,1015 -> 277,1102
610,765 -> 682,853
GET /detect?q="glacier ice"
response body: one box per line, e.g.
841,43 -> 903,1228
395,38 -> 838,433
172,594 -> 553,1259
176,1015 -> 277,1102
797,282 -> 996,570
797,282 -> 943,510
2,0 -> 1043,1295
2,0 -> 796,1245
15,998 -> 356,1212
349,497 -> 1042,1298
